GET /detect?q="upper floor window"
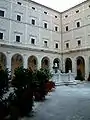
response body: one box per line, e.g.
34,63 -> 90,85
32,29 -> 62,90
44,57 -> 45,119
55,16 -> 57,18
66,26 -> 68,31
66,43 -> 69,49
65,15 -> 68,18
44,23 -> 47,29
78,40 -> 81,46
0,10 -> 4,17
16,35 -> 20,42
17,15 -> 21,21
77,22 -> 80,27
55,43 -> 58,48
31,38 -> 35,44
55,26 -> 58,31
44,41 -> 47,47
44,11 -> 47,14
32,7 -> 35,10
89,5 -> 90,8
17,2 -> 22,5
0,32 -> 3,39
76,10 -> 79,13
32,19 -> 35,25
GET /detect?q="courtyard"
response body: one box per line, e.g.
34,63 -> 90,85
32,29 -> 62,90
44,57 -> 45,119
23,82 -> 90,120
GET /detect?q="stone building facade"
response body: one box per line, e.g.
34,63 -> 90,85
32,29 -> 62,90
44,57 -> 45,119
0,0 -> 90,79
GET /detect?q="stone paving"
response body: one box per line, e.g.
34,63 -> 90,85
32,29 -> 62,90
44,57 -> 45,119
22,82 -> 90,120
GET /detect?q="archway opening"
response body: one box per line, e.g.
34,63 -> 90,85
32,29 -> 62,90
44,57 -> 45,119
28,56 -> 38,72
76,56 -> 85,77
41,57 -> 50,69
0,52 -> 6,70
53,58 -> 60,69
65,58 -> 72,73
11,54 -> 23,75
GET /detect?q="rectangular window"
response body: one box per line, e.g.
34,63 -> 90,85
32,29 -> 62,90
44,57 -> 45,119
65,15 -> 68,18
44,41 -> 47,47
31,38 -> 35,44
17,15 -> 21,21
55,43 -> 58,48
32,7 -> 35,10
0,32 -> 3,39
89,5 -> 90,8
44,23 -> 47,29
77,22 -> 80,27
78,40 -> 81,46
16,36 -> 20,42
66,26 -> 68,31
32,19 -> 35,25
0,10 -> 4,17
66,43 -> 69,48
55,26 -> 58,31
76,10 -> 79,13
44,11 -> 47,14
17,2 -> 21,5
55,16 -> 57,18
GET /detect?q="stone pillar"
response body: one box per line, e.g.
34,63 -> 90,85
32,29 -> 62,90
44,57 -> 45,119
6,52 -> 12,71
85,56 -> 89,80
23,54 -> 28,69
72,58 -> 77,77
38,57 -> 42,69
49,58 -> 54,71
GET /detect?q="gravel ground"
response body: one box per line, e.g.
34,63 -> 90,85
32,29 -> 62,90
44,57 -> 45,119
22,82 -> 90,120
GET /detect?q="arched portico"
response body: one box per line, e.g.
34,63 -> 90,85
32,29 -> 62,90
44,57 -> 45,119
41,57 -> 50,69
11,54 -> 23,75
65,58 -> 72,73
76,56 -> 85,77
28,55 -> 38,71
0,52 -> 6,70
53,58 -> 60,69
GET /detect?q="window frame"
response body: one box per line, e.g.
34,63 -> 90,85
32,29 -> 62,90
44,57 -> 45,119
0,32 -> 3,40
31,38 -> 35,45
0,10 -> 4,17
17,15 -> 21,21
16,35 -> 20,42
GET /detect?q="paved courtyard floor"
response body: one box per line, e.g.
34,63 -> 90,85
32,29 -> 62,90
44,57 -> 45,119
23,82 -> 90,120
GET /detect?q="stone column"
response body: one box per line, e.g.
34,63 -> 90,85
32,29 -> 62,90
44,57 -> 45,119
49,57 -> 54,71
6,52 -> 12,71
85,56 -> 89,80
38,56 -> 42,69
23,54 -> 28,69
72,58 -> 77,77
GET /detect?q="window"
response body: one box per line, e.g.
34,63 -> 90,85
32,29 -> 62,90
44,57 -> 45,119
44,11 -> 47,14
17,2 -> 21,5
0,32 -> 3,39
17,15 -> 21,21
55,16 -> 57,18
76,10 -> 79,13
32,7 -> 35,10
66,26 -> 68,31
32,19 -> 35,25
55,43 -> 58,48
78,40 -> 81,46
44,23 -> 47,29
55,26 -> 58,31
65,15 -> 68,18
77,22 -> 80,27
44,41 -> 47,47
31,38 -> 35,44
0,10 -> 4,17
66,43 -> 69,48
89,5 -> 90,8
16,36 -> 20,42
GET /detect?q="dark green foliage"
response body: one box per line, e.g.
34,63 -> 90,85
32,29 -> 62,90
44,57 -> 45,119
75,69 -> 85,81
33,68 -> 52,101
10,67 -> 34,118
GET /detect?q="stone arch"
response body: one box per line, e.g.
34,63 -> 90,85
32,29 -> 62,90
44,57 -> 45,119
11,54 -> 23,75
53,58 -> 60,69
65,58 -> 72,73
28,55 -> 38,71
0,52 -> 6,70
41,57 -> 50,69
76,56 -> 85,77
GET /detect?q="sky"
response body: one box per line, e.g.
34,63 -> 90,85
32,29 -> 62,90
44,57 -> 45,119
32,0 -> 86,12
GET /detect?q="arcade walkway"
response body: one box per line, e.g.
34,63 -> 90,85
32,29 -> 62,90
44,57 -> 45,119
22,82 -> 90,120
